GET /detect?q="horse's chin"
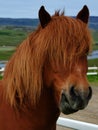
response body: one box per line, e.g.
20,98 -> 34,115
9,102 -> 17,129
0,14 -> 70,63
60,101 -> 78,115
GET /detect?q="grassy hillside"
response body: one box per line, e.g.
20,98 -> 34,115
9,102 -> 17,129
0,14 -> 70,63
0,46 -> 15,60
91,30 -> 98,44
0,26 -> 32,46
88,58 -> 98,66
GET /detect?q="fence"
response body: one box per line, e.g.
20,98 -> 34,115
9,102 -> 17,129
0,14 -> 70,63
0,67 -> 4,72
87,67 -> 98,75
0,67 -> 5,76
57,117 -> 98,130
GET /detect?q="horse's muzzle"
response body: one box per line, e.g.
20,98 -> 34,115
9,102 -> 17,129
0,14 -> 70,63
60,86 -> 92,114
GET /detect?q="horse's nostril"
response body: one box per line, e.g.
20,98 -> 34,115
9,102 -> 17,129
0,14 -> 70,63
70,86 -> 92,100
88,86 -> 92,100
70,86 -> 78,99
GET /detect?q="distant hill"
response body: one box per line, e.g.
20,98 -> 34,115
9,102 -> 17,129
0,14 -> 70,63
0,18 -> 39,27
89,16 -> 98,30
0,16 -> 98,30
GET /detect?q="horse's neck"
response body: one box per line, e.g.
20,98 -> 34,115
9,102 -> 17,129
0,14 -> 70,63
33,87 -> 60,120
0,84 -> 60,130
29,87 -> 60,129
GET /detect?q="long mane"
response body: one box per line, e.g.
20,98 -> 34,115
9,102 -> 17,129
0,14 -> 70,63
3,12 -> 92,108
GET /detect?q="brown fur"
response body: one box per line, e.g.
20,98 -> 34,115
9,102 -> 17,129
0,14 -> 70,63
3,12 -> 92,108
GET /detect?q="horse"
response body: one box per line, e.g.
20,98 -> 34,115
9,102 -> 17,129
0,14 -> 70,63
0,5 -> 92,130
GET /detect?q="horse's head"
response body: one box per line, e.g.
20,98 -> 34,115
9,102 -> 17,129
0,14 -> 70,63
3,5 -> 92,113
39,6 -> 92,114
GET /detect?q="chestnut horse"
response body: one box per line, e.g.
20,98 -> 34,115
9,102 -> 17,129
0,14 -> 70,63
0,5 -> 92,130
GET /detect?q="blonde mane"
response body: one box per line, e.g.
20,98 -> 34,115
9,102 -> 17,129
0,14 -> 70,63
3,12 -> 92,108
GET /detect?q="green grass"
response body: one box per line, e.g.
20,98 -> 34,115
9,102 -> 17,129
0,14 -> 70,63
92,44 -> 98,50
87,75 -> 98,82
0,26 -> 31,46
91,30 -> 98,44
88,58 -> 98,67
0,75 -> 2,80
0,46 -> 15,51
0,50 -> 15,60
0,46 -> 15,60
90,29 -> 98,51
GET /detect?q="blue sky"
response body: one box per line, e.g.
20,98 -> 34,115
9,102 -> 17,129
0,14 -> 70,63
0,0 -> 98,18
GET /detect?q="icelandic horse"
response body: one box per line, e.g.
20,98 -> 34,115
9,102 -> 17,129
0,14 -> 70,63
0,5 -> 92,130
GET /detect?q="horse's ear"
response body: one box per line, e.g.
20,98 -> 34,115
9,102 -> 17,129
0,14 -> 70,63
76,5 -> 89,24
39,6 -> 51,28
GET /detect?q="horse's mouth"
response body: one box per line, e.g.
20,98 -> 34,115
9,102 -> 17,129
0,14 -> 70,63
59,93 -> 78,114
60,100 -> 78,115
59,86 -> 92,115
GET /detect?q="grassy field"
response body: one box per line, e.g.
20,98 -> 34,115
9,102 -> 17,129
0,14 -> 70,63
88,58 -> 98,66
0,50 -> 14,60
0,26 -> 32,46
0,46 -> 15,60
0,26 -> 31,60
91,30 -> 98,44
